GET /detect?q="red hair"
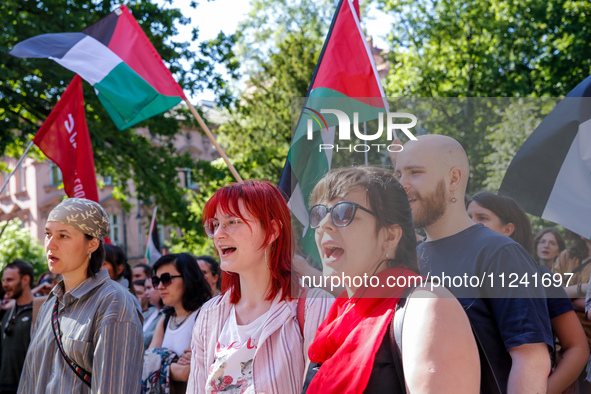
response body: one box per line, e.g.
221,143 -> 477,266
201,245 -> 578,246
202,180 -> 293,304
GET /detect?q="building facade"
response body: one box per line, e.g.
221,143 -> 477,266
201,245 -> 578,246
0,123 -> 219,265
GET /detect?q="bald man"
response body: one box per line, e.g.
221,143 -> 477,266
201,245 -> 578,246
394,135 -> 553,394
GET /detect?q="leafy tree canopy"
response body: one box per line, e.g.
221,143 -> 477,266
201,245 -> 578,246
378,0 -> 591,193
0,219 -> 46,277
0,0 -> 227,232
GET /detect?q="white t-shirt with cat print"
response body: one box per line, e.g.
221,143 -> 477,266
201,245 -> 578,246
205,306 -> 270,394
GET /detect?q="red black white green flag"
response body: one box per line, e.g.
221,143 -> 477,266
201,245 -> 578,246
9,5 -> 186,131
500,77 -> 591,238
278,0 -> 387,263
145,206 -> 162,266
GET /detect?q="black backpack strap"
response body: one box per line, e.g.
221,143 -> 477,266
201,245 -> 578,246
389,285 -> 416,394
470,309 -> 502,394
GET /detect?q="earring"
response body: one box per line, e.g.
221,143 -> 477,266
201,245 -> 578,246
386,250 -> 389,259
451,197 -> 457,203
265,248 -> 270,270
89,252 -> 92,260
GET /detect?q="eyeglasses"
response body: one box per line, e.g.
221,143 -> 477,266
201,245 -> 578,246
151,273 -> 182,288
204,217 -> 242,238
309,201 -> 377,229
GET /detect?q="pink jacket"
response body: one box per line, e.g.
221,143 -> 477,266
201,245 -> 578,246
187,288 -> 334,394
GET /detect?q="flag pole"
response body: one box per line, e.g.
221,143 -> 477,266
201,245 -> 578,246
0,218 -> 13,243
184,99 -> 244,183
0,141 -> 34,196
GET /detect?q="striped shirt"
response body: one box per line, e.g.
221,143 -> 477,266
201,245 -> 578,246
187,288 -> 334,394
17,269 -> 144,394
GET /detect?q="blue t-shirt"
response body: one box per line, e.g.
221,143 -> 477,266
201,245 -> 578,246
538,265 -> 573,319
417,224 -> 553,394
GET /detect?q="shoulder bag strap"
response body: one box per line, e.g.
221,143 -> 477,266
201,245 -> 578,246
51,298 -> 92,387
571,256 -> 591,275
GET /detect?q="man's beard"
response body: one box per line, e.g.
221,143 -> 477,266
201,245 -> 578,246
9,281 -> 24,300
412,179 -> 447,229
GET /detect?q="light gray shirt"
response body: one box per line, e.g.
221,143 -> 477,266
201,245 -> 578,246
17,269 -> 144,393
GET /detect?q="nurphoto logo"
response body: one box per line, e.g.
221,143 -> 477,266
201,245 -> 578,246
304,107 -> 418,152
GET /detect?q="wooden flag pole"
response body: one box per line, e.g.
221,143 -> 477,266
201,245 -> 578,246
184,99 -> 244,183
0,141 -> 34,196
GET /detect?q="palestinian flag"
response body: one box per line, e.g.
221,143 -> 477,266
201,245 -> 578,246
9,5 -> 186,130
145,207 -> 162,266
500,76 -> 591,238
278,0 -> 388,264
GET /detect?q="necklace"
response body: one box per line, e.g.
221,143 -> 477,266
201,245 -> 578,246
171,312 -> 190,328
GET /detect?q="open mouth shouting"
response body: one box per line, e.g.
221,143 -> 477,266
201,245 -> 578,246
48,253 -> 60,265
321,241 -> 345,264
219,245 -> 237,257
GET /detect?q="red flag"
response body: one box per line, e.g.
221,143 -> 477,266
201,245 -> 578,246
33,74 -> 99,202
352,0 -> 360,19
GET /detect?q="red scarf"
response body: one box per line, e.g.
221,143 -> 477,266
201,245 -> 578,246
307,267 -> 420,394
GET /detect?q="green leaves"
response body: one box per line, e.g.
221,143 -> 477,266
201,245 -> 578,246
0,219 -> 46,277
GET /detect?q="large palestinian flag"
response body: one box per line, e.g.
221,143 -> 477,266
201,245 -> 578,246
278,0 -> 388,263
9,5 -> 186,130
500,77 -> 591,238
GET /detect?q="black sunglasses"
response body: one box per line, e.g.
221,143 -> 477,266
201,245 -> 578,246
151,273 -> 182,288
309,201 -> 377,229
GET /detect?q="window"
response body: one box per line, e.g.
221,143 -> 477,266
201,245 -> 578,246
109,214 -> 122,245
103,176 -> 113,186
15,165 -> 26,192
184,168 -> 196,190
50,163 -> 63,186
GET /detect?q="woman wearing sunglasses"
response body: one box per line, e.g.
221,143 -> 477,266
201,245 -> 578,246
306,166 -> 479,393
186,181 -> 333,394
144,253 -> 212,393
18,198 -> 143,393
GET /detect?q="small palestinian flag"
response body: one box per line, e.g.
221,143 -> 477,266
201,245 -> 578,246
278,0 -> 388,263
500,76 -> 591,238
145,207 -> 162,266
9,5 -> 186,130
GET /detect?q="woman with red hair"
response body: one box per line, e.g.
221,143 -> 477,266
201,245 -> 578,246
186,181 -> 333,394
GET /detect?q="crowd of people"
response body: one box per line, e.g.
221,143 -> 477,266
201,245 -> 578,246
1,134 -> 591,393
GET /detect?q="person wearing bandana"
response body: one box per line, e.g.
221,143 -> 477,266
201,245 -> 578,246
17,198 -> 144,393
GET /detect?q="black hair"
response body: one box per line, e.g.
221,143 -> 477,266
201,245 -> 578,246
134,263 -> 152,278
103,244 -> 135,294
134,279 -> 146,287
85,235 -> 105,277
196,255 -> 222,291
152,253 -> 212,313
5,260 -> 35,286
469,192 -> 534,255
310,166 -> 418,272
